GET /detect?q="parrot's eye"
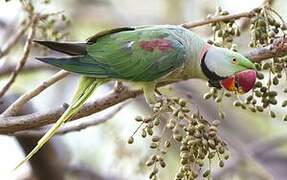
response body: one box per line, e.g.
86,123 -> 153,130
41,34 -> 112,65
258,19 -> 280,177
232,58 -> 238,64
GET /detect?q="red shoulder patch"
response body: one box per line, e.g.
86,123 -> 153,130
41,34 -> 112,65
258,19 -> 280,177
139,39 -> 173,52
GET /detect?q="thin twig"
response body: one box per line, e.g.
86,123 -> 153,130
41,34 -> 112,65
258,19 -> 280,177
0,86 -> 140,134
0,20 -> 32,60
1,70 -> 70,117
180,9 -> 257,29
243,37 -> 287,62
0,18 -> 37,98
12,103 -> 126,136
0,63 -> 55,77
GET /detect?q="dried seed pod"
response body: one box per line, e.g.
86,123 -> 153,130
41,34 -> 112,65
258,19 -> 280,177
180,158 -> 188,165
128,136 -> 134,144
146,159 -> 155,166
154,118 -> 160,126
150,142 -> 158,149
224,92 -> 232,97
255,91 -> 263,97
164,140 -> 171,148
166,122 -> 175,130
219,111 -> 225,119
208,152 -> 216,159
211,120 -> 221,126
203,93 -> 213,100
181,108 -> 190,113
251,99 -> 257,105
257,72 -> 264,79
159,160 -> 166,168
141,129 -> 147,138
152,136 -> 160,142
173,134 -> 183,142
135,116 -> 143,122
147,128 -> 154,136
218,146 -> 225,154
255,81 -> 263,88
255,63 -> 262,71
215,97 -> 222,103
180,152 -> 190,159
197,160 -> 204,167
144,117 -> 153,123
203,169 -> 211,177
219,160 -> 225,167
233,100 -> 242,107
248,106 -> 257,113
269,111 -> 276,118
273,77 -> 279,85
176,171 -> 184,179
178,99 -> 186,107
180,145 -> 189,151
224,154 -> 230,160
177,111 -> 185,119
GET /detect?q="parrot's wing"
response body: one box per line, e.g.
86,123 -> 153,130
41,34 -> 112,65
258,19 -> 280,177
37,26 -> 188,82
86,26 -> 187,81
86,27 -> 136,43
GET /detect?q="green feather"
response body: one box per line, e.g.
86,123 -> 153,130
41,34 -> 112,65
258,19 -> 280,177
86,26 -> 187,81
36,25 -> 188,82
14,76 -> 106,170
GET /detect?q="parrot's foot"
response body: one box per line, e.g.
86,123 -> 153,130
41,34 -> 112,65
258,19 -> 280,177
143,83 -> 157,106
143,83 -> 169,107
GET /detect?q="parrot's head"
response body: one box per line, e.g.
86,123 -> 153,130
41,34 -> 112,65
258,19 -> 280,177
201,46 -> 256,93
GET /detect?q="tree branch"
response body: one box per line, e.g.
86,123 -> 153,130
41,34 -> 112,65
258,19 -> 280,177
1,70 -> 70,117
13,103 -> 126,136
0,19 -> 32,60
0,63 -> 55,77
180,8 -> 257,29
243,37 -> 287,62
0,17 -> 37,98
0,86 -> 140,134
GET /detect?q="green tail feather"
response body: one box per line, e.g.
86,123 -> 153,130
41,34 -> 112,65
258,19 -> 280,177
14,76 -> 106,170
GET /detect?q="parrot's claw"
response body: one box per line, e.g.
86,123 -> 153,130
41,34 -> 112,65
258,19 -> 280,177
155,88 -> 162,95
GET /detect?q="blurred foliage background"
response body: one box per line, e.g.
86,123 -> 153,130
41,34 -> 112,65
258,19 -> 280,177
0,0 -> 287,180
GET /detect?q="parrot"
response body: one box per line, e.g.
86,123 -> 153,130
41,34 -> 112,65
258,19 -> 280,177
15,25 -> 256,169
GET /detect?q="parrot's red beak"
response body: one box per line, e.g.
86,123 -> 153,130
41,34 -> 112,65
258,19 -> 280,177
220,70 -> 256,94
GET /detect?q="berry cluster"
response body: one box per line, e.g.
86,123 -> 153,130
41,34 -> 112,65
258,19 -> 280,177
129,97 -> 229,179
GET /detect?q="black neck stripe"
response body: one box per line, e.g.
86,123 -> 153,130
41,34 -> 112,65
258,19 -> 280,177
200,51 -> 226,81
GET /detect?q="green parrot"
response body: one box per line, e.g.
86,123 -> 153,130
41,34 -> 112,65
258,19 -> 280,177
15,25 -> 255,169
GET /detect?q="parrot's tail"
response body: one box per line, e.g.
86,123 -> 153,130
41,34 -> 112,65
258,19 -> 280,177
14,76 -> 106,170
34,40 -> 87,56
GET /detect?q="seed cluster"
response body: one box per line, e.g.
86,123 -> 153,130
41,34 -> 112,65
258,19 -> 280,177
37,14 -> 70,42
249,7 -> 287,47
208,6 -> 240,49
234,60 -> 287,119
203,87 -> 229,119
27,1 -> 71,54
237,6 -> 287,120
128,97 -> 229,179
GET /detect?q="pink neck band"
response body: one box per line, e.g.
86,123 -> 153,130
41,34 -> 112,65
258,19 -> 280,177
199,43 -> 211,61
